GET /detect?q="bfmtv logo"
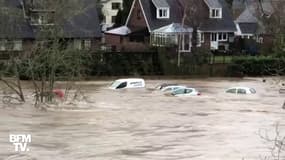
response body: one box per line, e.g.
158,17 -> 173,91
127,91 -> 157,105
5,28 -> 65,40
9,134 -> 31,152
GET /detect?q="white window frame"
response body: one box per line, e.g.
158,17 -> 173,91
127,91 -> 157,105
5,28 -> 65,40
84,39 -> 92,49
74,39 -> 82,50
157,8 -> 169,19
211,33 -> 217,42
13,40 -> 23,51
210,8 -> 222,19
0,40 -> 6,51
218,33 -> 228,42
111,2 -> 121,10
179,33 -> 192,52
211,33 -> 228,42
201,32 -> 205,43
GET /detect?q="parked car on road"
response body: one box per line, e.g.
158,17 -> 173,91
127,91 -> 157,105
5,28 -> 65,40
171,88 -> 201,97
226,87 -> 256,94
109,78 -> 145,90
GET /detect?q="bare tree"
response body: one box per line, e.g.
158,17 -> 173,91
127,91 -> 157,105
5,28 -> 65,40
259,123 -> 285,160
1,0 -> 97,108
182,0 -> 207,51
25,0 -> 96,107
0,0 -> 28,103
0,58 -> 25,103
249,0 -> 285,55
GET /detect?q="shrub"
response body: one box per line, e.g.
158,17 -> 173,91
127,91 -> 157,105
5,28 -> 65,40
227,56 -> 285,76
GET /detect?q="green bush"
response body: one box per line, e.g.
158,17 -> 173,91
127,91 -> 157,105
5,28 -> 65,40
227,56 -> 285,76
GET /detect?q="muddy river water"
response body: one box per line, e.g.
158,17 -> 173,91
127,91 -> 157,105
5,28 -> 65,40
0,78 -> 284,160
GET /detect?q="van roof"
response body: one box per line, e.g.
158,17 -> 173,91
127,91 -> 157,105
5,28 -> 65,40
115,78 -> 145,82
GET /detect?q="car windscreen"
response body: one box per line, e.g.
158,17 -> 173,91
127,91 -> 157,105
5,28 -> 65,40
250,88 -> 256,94
226,88 -> 237,93
110,81 -> 122,88
116,82 -> 127,89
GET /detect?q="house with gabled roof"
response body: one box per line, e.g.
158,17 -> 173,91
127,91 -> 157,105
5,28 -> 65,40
105,0 -> 236,52
0,0 -> 102,57
232,0 -> 274,54
192,0 -> 237,51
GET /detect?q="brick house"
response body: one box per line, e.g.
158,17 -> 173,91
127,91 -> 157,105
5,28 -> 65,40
0,0 -> 102,58
105,0 -> 236,52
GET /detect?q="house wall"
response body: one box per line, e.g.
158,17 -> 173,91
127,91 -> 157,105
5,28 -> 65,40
200,32 -> 235,51
127,0 -> 148,30
101,0 -> 123,30
0,39 -> 33,59
70,38 -> 101,51
0,38 -> 100,58
201,0 -> 210,20
201,33 -> 211,49
105,33 -> 122,51
105,33 -> 150,52
23,39 -> 34,51
123,0 -> 150,51
105,0 -> 150,52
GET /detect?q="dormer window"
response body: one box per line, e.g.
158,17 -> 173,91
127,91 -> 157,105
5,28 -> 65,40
204,0 -> 223,19
210,8 -> 222,18
152,0 -> 170,19
157,8 -> 169,19
30,12 -> 55,25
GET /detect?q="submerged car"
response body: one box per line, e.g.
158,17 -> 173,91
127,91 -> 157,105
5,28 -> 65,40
161,85 -> 186,92
109,78 -> 145,90
226,87 -> 256,94
171,88 -> 201,96
156,83 -> 179,90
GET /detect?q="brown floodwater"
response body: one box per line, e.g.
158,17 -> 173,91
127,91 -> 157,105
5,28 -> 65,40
0,77 -> 284,160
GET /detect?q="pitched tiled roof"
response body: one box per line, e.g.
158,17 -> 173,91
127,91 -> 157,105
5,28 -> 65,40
239,23 -> 257,34
153,23 -> 193,33
234,0 -> 273,35
235,7 -> 258,23
233,0 -> 274,18
0,0 -> 34,39
139,0 -> 184,31
204,0 -> 222,8
152,0 -> 170,8
105,26 -> 131,35
138,0 -> 236,32
232,0 -> 246,10
0,0 -> 101,39
199,0 -> 237,32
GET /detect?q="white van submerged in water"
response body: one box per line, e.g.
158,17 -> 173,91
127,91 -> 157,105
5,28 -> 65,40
109,78 -> 145,90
